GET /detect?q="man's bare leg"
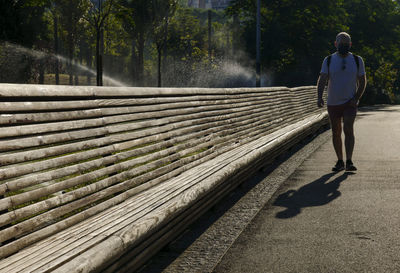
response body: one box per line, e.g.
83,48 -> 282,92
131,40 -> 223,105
331,116 -> 343,161
343,114 -> 356,161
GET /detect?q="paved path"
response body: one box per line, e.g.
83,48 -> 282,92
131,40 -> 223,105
214,105 -> 400,273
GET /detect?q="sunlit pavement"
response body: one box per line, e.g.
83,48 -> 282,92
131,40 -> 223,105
214,105 -> 400,273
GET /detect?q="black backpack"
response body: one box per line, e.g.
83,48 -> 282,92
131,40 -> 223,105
327,54 -> 360,74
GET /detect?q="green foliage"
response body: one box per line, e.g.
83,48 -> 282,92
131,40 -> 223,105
104,13 -> 130,57
167,8 -> 207,62
116,0 -> 154,84
226,0 -> 400,104
227,0 -> 348,86
161,7 -> 209,86
0,0 -> 51,47
54,0 -> 90,48
343,0 -> 400,105
363,60 -> 398,104
3,0 -> 400,105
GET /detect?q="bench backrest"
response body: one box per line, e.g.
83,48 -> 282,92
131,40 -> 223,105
0,84 -> 320,258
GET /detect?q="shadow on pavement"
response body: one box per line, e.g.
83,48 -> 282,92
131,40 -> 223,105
273,172 -> 354,219
357,105 -> 397,118
358,104 -> 396,112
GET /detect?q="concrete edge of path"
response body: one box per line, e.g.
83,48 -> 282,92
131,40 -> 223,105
140,128 -> 332,273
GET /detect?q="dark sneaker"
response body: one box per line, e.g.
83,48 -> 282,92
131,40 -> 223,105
332,160 -> 345,172
346,160 -> 357,171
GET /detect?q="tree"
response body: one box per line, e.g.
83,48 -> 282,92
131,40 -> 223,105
343,0 -> 400,104
365,60 -> 397,104
117,0 -> 153,86
102,12 -> 130,81
54,0 -> 89,85
164,7 -> 208,86
0,0 -> 50,47
86,0 -> 116,86
150,0 -> 178,87
48,2 -> 61,84
227,0 -> 349,86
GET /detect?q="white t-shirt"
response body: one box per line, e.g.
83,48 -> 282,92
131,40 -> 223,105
320,52 -> 365,106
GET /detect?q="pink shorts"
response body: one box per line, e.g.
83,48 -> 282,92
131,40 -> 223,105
327,101 -> 357,119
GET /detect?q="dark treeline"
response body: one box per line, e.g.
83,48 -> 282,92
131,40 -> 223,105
0,0 -> 244,88
228,0 -> 400,104
0,0 -> 400,104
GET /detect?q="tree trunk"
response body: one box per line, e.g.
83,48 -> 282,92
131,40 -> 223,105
163,14 -> 169,86
256,0 -> 261,87
39,59 -> 45,84
131,38 -> 137,85
208,10 -> 212,64
137,32 -> 145,86
74,59 -> 79,85
226,26 -> 230,58
100,27 -> 104,86
96,28 -> 102,86
53,14 -> 59,85
233,15 -> 239,56
68,1 -> 73,85
157,45 -> 162,87
87,48 -> 92,85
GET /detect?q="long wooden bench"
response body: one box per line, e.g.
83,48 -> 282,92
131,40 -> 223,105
0,84 -> 328,272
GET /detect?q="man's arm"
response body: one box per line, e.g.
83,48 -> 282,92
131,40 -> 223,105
317,73 -> 328,107
355,74 -> 367,102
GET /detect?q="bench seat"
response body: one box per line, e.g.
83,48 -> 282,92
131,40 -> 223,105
0,112 -> 327,273
0,84 -> 327,272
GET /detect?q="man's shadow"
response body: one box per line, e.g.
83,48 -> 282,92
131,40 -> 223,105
273,172 -> 354,219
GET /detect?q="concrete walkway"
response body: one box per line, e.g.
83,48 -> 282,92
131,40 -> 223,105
214,105 -> 400,273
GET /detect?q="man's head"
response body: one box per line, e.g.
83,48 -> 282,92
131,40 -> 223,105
335,32 -> 352,55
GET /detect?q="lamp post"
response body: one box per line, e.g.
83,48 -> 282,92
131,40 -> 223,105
256,0 -> 261,87
208,9 -> 212,65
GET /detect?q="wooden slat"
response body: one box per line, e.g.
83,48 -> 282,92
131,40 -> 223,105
0,127 -> 108,153
96,90 -> 286,108
0,117 -> 105,139
97,93 -> 287,115
93,86 -> 290,97
0,84 -> 95,97
0,137 -> 111,166
100,96 -> 286,127
0,144 -> 112,181
98,92 -> 285,117
0,101 -> 98,112
0,109 -> 103,125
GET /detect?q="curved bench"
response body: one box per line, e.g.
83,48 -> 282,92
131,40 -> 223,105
0,84 -> 328,272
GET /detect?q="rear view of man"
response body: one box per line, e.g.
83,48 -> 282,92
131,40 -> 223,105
317,32 -> 367,172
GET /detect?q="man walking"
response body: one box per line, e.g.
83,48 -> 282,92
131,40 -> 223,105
317,32 -> 367,171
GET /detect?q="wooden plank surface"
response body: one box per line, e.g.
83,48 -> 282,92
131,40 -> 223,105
0,112 -> 326,270
0,84 -> 326,272
45,115 -> 326,272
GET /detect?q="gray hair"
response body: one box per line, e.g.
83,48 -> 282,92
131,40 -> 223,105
336,32 -> 351,43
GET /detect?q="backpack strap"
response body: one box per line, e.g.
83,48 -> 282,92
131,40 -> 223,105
327,54 -> 360,74
353,54 -> 360,72
327,55 -> 332,75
